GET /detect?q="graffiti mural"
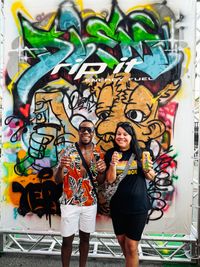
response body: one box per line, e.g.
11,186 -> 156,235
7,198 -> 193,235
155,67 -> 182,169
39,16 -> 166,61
0,0 -> 195,233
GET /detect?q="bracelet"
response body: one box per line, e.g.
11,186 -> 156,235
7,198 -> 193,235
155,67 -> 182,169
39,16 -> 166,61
110,162 -> 116,166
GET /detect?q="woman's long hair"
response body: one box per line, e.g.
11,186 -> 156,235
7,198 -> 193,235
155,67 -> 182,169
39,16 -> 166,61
113,122 -> 142,161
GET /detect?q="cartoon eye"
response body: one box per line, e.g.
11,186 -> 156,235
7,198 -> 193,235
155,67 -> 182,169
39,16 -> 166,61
35,112 -> 47,123
126,110 -> 146,123
97,111 -> 110,120
36,114 -> 43,120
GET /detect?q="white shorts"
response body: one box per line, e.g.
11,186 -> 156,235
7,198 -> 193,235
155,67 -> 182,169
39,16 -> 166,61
60,204 -> 97,237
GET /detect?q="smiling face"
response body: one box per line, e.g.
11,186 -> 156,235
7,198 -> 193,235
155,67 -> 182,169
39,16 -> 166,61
115,126 -> 132,151
78,121 -> 95,145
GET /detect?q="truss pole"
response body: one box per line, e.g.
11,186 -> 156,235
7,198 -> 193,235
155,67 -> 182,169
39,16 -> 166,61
198,137 -> 200,265
0,36 -> 3,248
195,0 -> 200,264
197,1 -> 200,264
0,0 -> 4,256
0,234 -> 3,253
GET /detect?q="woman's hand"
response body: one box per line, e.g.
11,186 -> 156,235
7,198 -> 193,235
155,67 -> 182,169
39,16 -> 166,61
144,169 -> 156,181
142,159 -> 156,181
106,151 -> 120,184
110,151 -> 120,166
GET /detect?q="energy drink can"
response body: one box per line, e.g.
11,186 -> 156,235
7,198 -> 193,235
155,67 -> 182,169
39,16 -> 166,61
117,152 -> 122,160
142,151 -> 151,172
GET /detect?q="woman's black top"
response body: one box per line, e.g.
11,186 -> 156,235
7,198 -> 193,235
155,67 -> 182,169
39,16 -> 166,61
105,147 -> 151,214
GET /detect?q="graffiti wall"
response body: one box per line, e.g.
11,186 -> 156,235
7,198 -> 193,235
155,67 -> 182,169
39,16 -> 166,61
0,0 -> 196,234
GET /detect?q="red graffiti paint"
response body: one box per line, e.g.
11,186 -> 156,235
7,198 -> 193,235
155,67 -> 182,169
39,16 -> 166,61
19,104 -> 30,117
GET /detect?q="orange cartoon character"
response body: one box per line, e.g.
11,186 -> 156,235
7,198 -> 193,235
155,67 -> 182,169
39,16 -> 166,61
86,72 -> 181,152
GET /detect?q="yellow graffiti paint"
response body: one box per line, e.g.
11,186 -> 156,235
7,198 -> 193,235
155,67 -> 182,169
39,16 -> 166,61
126,4 -> 159,20
27,169 -> 33,175
3,142 -> 22,149
11,1 -> 33,33
2,163 -> 16,204
81,10 -> 105,19
46,78 -> 75,89
7,62 -> 29,93
152,87 -> 170,104
164,16 -> 171,22
74,0 -> 104,19
3,162 -> 16,183
40,12 -> 57,31
174,83 -> 187,100
75,0 -> 84,11
183,47 -> 191,75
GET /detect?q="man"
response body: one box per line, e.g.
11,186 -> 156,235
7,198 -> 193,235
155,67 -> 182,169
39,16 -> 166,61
54,119 -> 106,267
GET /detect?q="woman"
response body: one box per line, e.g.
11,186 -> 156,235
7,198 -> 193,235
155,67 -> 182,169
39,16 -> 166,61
105,122 -> 155,267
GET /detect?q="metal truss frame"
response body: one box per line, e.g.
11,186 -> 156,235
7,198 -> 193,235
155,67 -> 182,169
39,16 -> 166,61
194,1 -> 200,265
0,0 -> 200,265
0,230 -> 198,263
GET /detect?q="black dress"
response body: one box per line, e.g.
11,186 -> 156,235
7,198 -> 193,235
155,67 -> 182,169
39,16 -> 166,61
105,147 -> 151,240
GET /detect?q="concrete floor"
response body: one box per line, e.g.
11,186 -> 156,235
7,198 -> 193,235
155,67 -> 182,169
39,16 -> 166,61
0,253 -> 197,267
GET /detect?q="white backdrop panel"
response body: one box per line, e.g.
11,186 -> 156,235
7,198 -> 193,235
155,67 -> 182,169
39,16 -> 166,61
0,0 -> 196,234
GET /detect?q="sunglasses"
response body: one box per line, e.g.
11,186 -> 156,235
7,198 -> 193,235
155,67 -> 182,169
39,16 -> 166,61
79,127 -> 95,134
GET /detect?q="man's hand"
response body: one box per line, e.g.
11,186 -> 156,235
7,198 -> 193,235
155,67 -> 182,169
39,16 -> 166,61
96,159 -> 106,174
59,155 -> 72,169
96,159 -> 106,184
